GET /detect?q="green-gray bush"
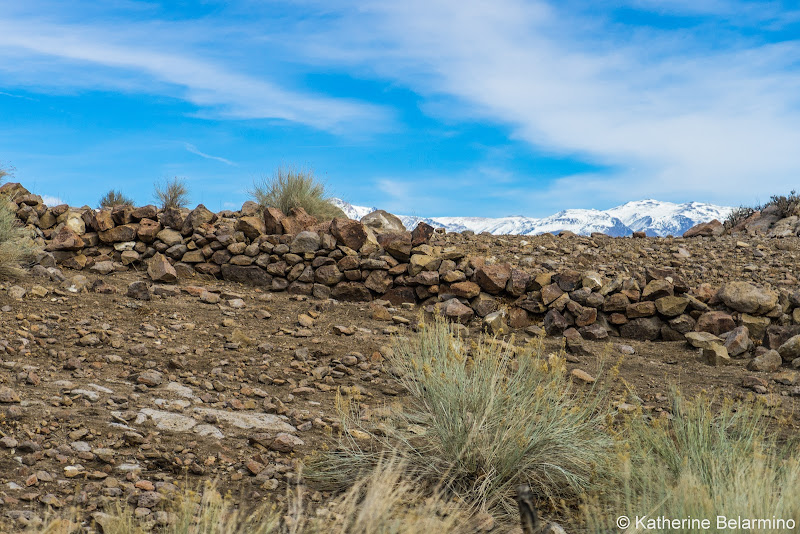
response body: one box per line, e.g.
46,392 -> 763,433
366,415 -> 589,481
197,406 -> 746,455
154,177 -> 190,210
249,168 -> 345,220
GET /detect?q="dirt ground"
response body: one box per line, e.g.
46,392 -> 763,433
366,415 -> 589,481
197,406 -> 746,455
0,239 -> 799,531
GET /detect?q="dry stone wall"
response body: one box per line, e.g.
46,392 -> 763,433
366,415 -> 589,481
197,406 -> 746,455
4,181 -> 800,369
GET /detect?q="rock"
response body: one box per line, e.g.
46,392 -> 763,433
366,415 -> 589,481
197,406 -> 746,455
655,295 -> 689,316
98,224 -> 138,244
685,331 -> 722,349
747,350 -> 782,372
137,218 -> 161,242
474,263 -> 512,295
377,232 -> 412,261
778,335 -> 800,362
723,326 -> 752,357
281,207 -> 317,235
137,370 -> 164,387
263,207 -> 286,234
741,314 -> 771,341
49,226 -> 84,251
126,281 -> 151,301
331,282 -> 372,302
626,301 -> 656,318
289,231 -> 321,254
541,283 -> 565,305
315,265 -> 344,286
717,281 -> 778,315
641,279 -> 673,300
8,286 -> 26,299
702,344 -> 730,366
552,270 -> 582,292
620,317 -> 662,341
155,228 -> 183,246
411,222 -> 435,246
695,311 -> 736,336
147,253 -> 178,283
472,293 -> 498,317
361,210 -> 406,233
330,218 -> 368,250
364,270 -> 392,293
0,387 -> 20,403
449,281 -> 481,299
544,309 -> 569,335
236,216 -> 266,240
221,264 -> 272,286
440,298 -> 474,324
484,310 -> 508,335
181,204 -> 216,234
683,219 -> 723,237
269,433 -> 304,452
89,261 -> 115,275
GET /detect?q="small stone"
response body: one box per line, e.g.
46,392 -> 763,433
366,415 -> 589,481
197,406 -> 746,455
570,369 -> 595,383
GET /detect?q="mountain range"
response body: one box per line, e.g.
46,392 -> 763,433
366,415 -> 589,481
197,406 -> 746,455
330,198 -> 732,237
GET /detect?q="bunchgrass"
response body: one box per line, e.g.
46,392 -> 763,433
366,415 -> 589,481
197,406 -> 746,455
249,168 -> 345,221
307,319 -> 614,518
586,392 -> 800,532
99,189 -> 135,208
0,196 -> 36,278
154,177 -> 190,210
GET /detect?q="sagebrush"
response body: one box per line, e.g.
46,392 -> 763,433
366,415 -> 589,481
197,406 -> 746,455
249,168 -> 345,220
0,193 -> 36,279
307,320 -> 614,518
154,177 -> 190,210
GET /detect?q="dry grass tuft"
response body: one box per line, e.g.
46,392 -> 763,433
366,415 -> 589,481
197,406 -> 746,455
249,168 -> 345,221
99,189 -> 135,208
154,177 -> 190,210
307,319 -> 614,518
0,196 -> 36,279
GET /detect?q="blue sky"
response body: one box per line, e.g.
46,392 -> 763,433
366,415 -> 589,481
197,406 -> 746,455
1,0 -> 800,217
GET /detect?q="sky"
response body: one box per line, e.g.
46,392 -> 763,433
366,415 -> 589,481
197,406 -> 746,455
1,0 -> 800,217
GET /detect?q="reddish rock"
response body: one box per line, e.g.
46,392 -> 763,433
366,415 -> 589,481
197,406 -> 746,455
137,218 -> 161,243
472,293 -> 498,317
236,216 -> 266,240
263,207 -> 286,235
377,232 -> 412,261
695,311 -> 736,336
48,226 -> 84,251
449,281 -> 481,299
281,207 -> 317,235
330,218 -> 368,250
364,270 -> 392,293
147,253 -> 177,283
131,205 -> 158,220
440,298 -> 474,324
544,309 -> 570,335
552,270 -> 582,292
626,301 -> 657,318
411,222 -> 435,246
181,204 -> 216,235
474,263 -> 512,294
506,269 -> 531,297
93,210 -> 115,232
541,283 -> 565,305
99,224 -> 138,244
683,219 -> 723,237
383,286 -> 417,305
508,307 -> 530,329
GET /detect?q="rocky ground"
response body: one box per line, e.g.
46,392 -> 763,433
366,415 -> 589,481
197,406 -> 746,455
1,232 -> 800,532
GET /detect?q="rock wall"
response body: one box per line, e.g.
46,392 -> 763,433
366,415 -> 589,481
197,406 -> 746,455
4,182 -> 800,369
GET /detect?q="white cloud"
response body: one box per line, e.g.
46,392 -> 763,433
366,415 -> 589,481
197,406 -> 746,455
184,143 -> 237,166
40,195 -> 64,206
293,0 -> 800,206
0,14 -> 390,134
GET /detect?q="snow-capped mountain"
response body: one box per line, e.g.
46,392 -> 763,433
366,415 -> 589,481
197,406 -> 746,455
330,199 -> 732,237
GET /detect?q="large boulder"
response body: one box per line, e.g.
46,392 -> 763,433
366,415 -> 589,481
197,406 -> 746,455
147,253 -> 177,283
474,263 -> 512,295
377,232 -> 412,261
181,205 -> 216,235
330,218 -> 367,250
683,219 -> 724,237
263,207 -> 286,235
717,281 -> 778,315
48,226 -> 84,251
281,207 -> 317,235
361,210 -> 406,234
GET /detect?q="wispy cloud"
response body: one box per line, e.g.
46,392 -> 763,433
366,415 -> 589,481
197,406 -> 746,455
0,12 -> 390,134
0,90 -> 37,101
40,195 -> 64,206
184,143 -> 237,166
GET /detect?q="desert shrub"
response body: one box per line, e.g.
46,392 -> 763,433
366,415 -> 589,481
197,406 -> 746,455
768,189 -> 800,218
307,319 -> 614,517
586,393 -> 800,532
249,168 -> 345,220
723,205 -> 755,230
154,177 -> 190,210
99,190 -> 135,209
40,459 -> 472,534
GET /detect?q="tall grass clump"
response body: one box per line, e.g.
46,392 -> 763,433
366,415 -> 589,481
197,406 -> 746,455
307,319 -> 614,517
154,177 -> 190,210
0,195 -> 36,279
586,392 -> 800,532
99,189 -> 135,208
249,168 -> 345,220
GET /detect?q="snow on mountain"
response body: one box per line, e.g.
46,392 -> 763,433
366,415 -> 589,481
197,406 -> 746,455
331,199 -> 732,237
329,198 -> 377,220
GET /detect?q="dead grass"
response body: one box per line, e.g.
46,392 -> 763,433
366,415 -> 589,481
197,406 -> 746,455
154,177 -> 190,210
249,168 -> 345,221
